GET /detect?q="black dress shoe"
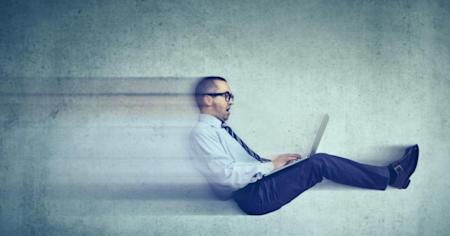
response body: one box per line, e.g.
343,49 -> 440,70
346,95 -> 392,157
389,144 -> 419,189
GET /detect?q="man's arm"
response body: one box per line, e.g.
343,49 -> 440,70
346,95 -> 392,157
271,153 -> 302,169
190,129 -> 273,190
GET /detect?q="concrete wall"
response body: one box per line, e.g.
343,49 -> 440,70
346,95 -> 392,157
1,0 -> 449,235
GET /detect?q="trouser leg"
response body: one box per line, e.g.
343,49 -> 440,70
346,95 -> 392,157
233,153 -> 390,215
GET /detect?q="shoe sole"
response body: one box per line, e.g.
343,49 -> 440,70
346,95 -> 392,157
403,179 -> 411,189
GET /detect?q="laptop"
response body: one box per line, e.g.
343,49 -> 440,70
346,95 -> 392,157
265,114 -> 329,176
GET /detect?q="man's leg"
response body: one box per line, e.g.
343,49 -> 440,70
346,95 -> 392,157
233,153 -> 390,215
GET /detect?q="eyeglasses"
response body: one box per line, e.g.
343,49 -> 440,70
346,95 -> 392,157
203,91 -> 234,102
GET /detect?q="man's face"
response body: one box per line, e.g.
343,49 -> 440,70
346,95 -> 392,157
209,80 -> 233,122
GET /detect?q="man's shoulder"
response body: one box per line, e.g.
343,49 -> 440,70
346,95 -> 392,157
191,121 -> 219,135
190,121 -> 222,142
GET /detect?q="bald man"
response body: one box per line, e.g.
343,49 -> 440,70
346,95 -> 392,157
189,76 -> 419,215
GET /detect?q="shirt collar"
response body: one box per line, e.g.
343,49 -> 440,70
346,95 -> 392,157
199,113 -> 224,128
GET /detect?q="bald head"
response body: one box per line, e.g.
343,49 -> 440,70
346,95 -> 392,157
192,76 -> 233,122
194,76 -> 227,109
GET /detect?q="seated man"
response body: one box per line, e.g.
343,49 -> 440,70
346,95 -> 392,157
189,76 -> 419,215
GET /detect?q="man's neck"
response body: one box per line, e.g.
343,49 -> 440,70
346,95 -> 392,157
200,112 -> 223,122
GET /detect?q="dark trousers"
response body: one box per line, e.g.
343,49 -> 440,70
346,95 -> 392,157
233,153 -> 390,215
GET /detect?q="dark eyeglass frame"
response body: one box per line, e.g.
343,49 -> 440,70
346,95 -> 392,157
202,91 -> 234,102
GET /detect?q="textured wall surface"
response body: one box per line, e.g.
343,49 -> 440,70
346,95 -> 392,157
1,0 -> 450,235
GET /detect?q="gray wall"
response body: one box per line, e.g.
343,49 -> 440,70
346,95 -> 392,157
1,0 -> 449,235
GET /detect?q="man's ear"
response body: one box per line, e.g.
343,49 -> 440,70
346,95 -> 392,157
203,95 -> 213,106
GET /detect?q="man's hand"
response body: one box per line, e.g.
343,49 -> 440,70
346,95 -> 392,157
272,153 -> 302,169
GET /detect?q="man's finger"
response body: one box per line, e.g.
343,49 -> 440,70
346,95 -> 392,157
284,153 -> 300,157
290,154 -> 301,159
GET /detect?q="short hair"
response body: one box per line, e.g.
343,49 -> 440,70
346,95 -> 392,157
193,76 -> 227,108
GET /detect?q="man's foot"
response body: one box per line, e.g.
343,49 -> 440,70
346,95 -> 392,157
388,144 -> 419,189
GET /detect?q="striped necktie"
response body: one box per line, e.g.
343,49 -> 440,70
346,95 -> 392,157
221,123 -> 271,163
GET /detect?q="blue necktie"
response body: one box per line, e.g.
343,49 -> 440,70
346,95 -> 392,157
222,123 -> 271,163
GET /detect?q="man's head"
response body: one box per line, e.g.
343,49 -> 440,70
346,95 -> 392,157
194,76 -> 234,122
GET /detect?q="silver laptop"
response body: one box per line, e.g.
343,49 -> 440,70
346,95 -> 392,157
265,114 -> 329,176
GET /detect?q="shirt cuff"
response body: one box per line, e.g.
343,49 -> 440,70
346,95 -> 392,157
259,161 -> 274,176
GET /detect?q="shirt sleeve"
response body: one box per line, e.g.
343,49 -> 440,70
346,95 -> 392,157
190,128 -> 274,190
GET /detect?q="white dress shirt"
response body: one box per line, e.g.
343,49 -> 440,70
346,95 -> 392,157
189,114 -> 274,199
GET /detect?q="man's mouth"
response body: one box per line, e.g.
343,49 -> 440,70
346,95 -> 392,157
226,108 -> 231,112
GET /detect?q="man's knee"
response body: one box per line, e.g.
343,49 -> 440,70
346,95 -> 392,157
309,153 -> 329,162
309,153 -> 338,174
312,152 -> 329,156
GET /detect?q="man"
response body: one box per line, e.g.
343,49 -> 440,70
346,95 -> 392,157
189,76 -> 419,215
